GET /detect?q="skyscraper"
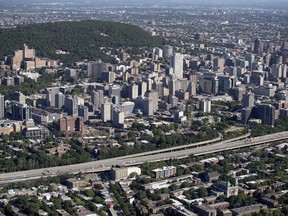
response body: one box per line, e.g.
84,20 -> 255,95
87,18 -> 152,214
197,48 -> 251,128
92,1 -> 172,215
0,94 -> 4,119
254,38 -> 263,55
170,53 -> 184,79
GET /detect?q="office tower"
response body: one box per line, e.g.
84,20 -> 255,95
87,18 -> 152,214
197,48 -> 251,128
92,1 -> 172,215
55,92 -> 65,109
128,84 -> 139,99
254,38 -> 263,55
0,94 -> 4,119
213,58 -> 225,72
200,100 -> 211,113
242,92 -> 255,108
163,45 -> 173,58
65,96 -> 78,116
245,53 -> 255,71
101,102 -> 112,122
91,90 -> 104,110
257,104 -> 275,126
78,105 -> 89,122
170,53 -> 184,79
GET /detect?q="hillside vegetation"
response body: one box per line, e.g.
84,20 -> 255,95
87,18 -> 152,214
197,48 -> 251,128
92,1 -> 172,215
0,20 -> 164,64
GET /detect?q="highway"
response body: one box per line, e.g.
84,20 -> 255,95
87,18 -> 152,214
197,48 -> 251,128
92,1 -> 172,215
0,131 -> 287,185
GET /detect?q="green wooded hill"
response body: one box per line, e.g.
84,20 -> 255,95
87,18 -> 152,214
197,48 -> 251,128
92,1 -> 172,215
0,20 -> 164,65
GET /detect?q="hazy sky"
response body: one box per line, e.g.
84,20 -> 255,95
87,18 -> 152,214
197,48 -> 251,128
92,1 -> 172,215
1,0 -> 288,8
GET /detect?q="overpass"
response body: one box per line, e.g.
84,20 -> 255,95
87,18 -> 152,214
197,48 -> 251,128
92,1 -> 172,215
0,131 -> 287,185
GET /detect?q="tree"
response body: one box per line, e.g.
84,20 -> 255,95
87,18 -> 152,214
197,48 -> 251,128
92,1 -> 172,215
84,189 -> 95,198
198,187 -> 207,197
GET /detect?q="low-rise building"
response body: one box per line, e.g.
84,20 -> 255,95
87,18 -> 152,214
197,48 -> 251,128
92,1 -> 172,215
230,204 -> 267,216
153,166 -> 177,179
23,125 -> 50,140
111,166 -> 141,181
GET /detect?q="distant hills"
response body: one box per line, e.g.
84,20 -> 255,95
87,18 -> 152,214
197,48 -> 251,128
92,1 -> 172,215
0,20 -> 164,65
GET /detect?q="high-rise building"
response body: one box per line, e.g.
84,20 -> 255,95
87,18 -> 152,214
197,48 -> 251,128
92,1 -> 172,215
91,90 -> 104,110
55,92 -> 65,109
218,75 -> 235,93
144,90 -> 158,112
200,100 -> 211,113
257,104 -> 275,126
65,96 -> 78,116
213,58 -> 225,72
12,91 -> 26,104
0,94 -> 4,119
109,85 -> 121,99
170,53 -> 184,79
128,84 -> 139,99
163,45 -> 173,58
45,87 -> 59,107
168,79 -> 181,95
254,38 -> 263,55
241,107 -> 253,125
242,92 -> 255,108
78,105 -> 89,122
199,74 -> 219,95
245,53 -> 255,71
101,102 -> 112,122
112,109 -> 125,127
87,60 -> 111,79
11,102 -> 31,121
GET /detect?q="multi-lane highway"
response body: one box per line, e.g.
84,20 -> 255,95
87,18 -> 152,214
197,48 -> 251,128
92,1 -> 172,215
0,131 -> 287,185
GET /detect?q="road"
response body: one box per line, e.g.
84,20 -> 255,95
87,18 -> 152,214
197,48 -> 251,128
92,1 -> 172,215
0,131 -> 287,185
